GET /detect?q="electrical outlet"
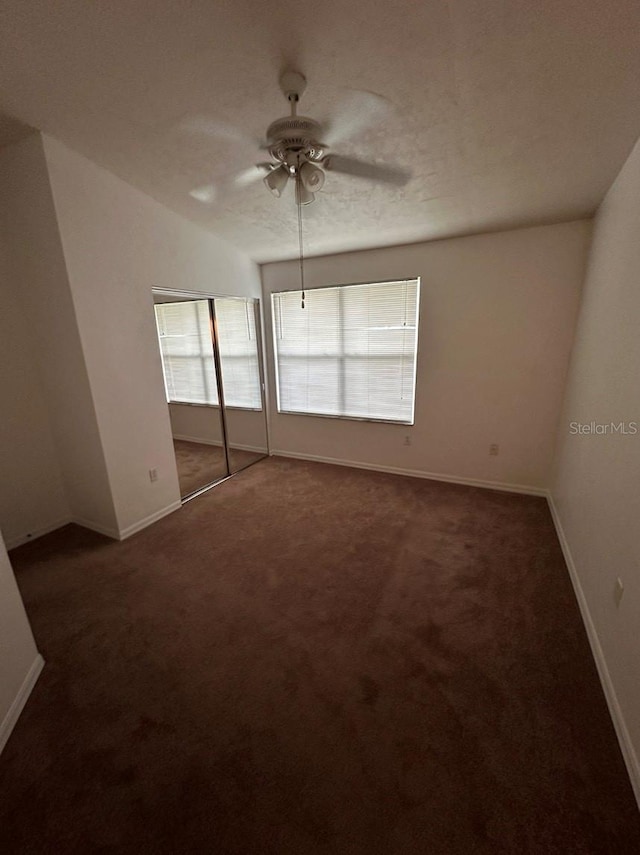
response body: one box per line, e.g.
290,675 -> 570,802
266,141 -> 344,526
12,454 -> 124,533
403,435 -> 412,446
614,577 -> 624,608
149,468 -> 158,482
489,443 -> 499,456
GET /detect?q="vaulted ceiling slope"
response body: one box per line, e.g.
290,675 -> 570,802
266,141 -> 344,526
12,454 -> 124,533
0,1 -> 639,262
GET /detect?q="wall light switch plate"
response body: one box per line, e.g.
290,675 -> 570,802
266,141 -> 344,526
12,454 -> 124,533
149,468 -> 158,482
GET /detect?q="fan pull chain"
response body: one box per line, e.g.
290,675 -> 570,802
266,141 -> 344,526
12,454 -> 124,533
297,177 -> 306,309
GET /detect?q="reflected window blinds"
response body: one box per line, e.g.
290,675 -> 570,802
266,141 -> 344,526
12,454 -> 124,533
154,300 -> 262,410
155,300 -> 218,405
215,299 -> 262,410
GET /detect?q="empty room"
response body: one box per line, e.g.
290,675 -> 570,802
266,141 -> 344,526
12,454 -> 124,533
0,1 -> 639,852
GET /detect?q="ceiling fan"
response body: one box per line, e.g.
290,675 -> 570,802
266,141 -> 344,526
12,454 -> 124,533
189,70 -> 411,207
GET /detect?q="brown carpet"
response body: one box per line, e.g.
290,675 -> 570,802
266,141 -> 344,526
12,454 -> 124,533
172,439 -> 264,496
2,457 -> 639,854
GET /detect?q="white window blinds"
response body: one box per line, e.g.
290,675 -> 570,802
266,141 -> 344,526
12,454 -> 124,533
155,300 -> 218,405
215,298 -> 262,410
271,279 -> 419,423
154,299 -> 263,410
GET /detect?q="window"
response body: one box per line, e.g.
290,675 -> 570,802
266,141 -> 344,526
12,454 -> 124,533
155,300 -> 218,405
154,299 -> 262,410
271,278 -> 419,424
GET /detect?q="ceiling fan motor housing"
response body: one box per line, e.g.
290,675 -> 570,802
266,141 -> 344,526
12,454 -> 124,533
266,116 -> 325,164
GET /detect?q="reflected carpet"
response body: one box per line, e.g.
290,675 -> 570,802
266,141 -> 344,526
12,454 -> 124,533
172,439 -> 262,496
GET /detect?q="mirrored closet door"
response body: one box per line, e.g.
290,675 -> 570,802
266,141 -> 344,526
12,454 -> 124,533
153,292 -> 268,500
215,297 -> 268,474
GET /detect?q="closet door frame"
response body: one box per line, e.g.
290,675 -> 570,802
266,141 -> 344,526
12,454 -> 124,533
207,297 -> 231,478
153,287 -> 268,497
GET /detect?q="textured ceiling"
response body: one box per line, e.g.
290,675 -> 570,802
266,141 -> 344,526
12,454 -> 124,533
0,1 -> 639,262
0,113 -> 34,149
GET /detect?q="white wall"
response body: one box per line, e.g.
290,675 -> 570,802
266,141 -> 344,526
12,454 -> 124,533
262,221 -> 590,491
551,139 -> 640,802
0,528 -> 42,754
0,135 -> 118,539
42,136 -> 262,537
0,242 -> 69,548
169,403 -> 223,445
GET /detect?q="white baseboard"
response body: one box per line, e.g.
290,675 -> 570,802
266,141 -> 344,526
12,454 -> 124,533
547,493 -> 640,808
269,450 -> 547,497
5,502 -> 184,549
6,515 -> 120,549
72,516 -> 121,540
5,517 -> 73,551
117,500 -> 183,540
0,653 -> 44,756
172,434 -> 223,447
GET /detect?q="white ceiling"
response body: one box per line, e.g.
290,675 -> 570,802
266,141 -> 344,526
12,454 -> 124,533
0,112 -> 33,149
0,1 -> 639,262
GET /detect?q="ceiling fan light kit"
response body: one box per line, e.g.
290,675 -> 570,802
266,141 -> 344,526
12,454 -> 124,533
295,179 -> 315,206
263,163 -> 289,197
299,160 -> 325,192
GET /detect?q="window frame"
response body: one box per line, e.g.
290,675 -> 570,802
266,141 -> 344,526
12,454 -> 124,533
271,277 -> 420,426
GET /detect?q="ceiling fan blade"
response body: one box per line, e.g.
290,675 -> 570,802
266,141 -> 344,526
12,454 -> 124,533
189,182 -> 217,204
180,115 -> 263,150
322,90 -> 393,148
189,162 -> 276,204
233,163 -> 273,188
323,155 -> 410,186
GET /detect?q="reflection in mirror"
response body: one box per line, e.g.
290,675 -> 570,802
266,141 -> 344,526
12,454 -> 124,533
154,297 -> 229,497
214,298 -> 269,474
